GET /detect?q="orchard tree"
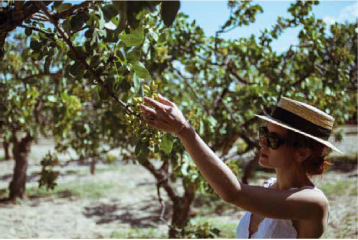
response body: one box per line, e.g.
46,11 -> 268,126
1,0 -> 356,238
0,32 -> 83,199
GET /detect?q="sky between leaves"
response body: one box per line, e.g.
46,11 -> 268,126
9,1 -> 358,53
180,0 -> 358,53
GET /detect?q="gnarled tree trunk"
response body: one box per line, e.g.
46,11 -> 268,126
9,133 -> 33,200
169,185 -> 196,238
141,159 -> 196,238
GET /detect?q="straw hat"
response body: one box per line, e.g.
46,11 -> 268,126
255,97 -> 342,153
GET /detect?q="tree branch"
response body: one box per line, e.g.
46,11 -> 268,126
140,159 -> 178,202
19,24 -> 56,40
35,1 -> 137,116
15,1 -> 23,11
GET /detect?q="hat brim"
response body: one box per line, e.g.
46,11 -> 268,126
255,114 -> 342,154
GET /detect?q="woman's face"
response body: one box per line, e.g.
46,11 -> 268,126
258,122 -> 292,169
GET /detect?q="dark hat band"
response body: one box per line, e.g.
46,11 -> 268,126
271,107 -> 332,140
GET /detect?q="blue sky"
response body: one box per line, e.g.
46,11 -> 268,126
180,1 -> 358,52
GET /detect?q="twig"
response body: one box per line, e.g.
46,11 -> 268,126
19,24 -> 56,40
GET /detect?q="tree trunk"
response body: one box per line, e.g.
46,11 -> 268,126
9,134 -> 33,200
3,140 -> 10,160
242,153 -> 259,184
140,159 -> 196,238
90,157 -> 96,175
169,185 -> 196,238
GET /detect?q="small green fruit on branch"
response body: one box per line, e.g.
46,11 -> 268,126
35,1 -> 138,117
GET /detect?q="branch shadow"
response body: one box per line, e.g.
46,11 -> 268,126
82,197 -> 172,228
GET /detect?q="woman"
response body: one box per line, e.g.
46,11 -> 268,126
140,95 -> 341,238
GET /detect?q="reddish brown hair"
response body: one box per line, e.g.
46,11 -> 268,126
286,129 -> 334,176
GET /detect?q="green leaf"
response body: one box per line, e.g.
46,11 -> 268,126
102,5 -> 118,22
69,62 -> 84,76
53,1 -> 63,10
71,12 -> 87,32
127,49 -> 141,63
135,142 -> 149,161
160,133 -> 174,155
30,40 -> 41,51
25,28 -> 32,36
119,26 -> 144,47
161,1 -> 180,27
57,3 -> 72,12
132,62 -> 150,79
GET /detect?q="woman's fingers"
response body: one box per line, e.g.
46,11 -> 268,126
144,96 -> 167,110
158,94 -> 175,107
140,104 -> 156,115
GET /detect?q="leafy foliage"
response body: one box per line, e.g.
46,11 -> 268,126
179,221 -> 221,238
38,152 -> 60,190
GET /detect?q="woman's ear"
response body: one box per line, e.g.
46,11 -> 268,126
294,148 -> 312,163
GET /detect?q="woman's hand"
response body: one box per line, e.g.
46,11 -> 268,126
140,94 -> 188,135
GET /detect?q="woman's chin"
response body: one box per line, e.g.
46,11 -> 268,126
258,157 -> 271,168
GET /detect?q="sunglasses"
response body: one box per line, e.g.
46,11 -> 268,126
258,126 -> 286,150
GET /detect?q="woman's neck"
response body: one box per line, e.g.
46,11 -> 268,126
274,168 -> 313,190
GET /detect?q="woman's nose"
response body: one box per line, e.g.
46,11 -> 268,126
259,136 -> 267,148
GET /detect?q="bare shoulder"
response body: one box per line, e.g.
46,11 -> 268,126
299,187 -> 329,213
288,186 -> 330,224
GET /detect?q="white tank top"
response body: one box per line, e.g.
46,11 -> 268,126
236,178 -> 330,239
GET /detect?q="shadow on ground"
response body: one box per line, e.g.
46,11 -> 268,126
82,197 -> 172,228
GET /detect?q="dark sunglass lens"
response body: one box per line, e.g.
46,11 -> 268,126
259,126 -> 267,138
268,135 -> 280,149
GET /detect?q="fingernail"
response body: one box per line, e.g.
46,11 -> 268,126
158,94 -> 163,98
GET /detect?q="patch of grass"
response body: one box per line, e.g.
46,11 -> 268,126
0,188 -> 9,198
316,179 -> 357,198
109,227 -> 167,239
27,180 -> 115,199
190,216 -> 237,238
350,187 -> 358,197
